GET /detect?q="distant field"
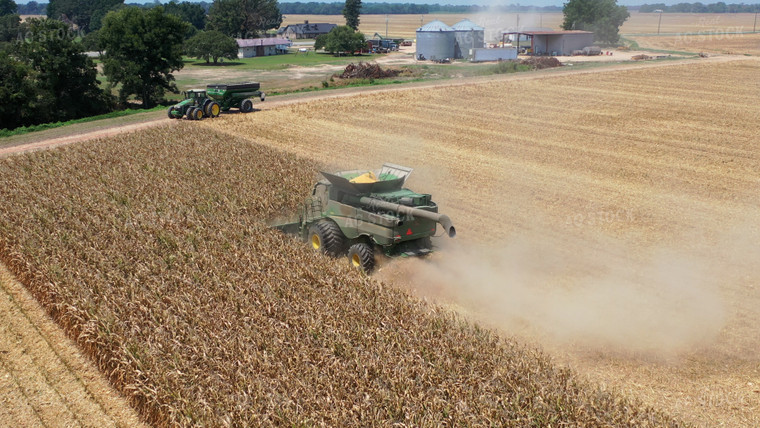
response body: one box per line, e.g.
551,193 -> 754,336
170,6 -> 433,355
284,12 -> 759,42
632,32 -> 760,55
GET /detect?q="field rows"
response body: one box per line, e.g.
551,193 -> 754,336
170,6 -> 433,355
201,59 -> 760,426
0,124 -> 684,426
0,263 -> 145,428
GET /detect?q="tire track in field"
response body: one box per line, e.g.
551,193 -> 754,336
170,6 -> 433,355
0,263 -> 147,428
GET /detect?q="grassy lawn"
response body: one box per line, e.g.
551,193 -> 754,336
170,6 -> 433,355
182,51 -> 384,71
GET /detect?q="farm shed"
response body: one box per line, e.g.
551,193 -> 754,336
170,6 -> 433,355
416,20 -> 455,61
277,21 -> 337,39
237,38 -> 292,58
501,30 -> 594,56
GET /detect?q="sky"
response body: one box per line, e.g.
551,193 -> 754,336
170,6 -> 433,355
17,0 -> 750,8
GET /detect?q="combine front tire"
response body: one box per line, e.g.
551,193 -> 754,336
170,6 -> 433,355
348,243 -> 375,273
240,99 -> 254,113
308,220 -> 345,257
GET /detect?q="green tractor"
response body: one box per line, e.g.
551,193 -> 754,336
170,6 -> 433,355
167,89 -> 220,120
274,164 -> 456,273
168,82 -> 265,120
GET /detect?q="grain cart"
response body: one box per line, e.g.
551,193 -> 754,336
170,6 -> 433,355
206,82 -> 265,113
274,163 -> 456,273
167,82 -> 265,120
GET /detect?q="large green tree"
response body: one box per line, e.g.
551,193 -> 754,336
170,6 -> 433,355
164,1 -> 206,31
185,30 -> 238,64
99,7 -> 189,108
13,18 -> 112,123
0,0 -> 17,16
562,0 -> 629,44
316,25 -> 365,56
0,50 -> 39,129
207,0 -> 282,39
342,0 -> 361,30
0,13 -> 21,44
47,0 -> 124,32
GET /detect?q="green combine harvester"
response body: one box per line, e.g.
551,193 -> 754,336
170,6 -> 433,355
167,82 -> 265,120
274,164 -> 456,273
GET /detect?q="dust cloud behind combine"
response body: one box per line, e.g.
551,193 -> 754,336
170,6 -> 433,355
400,233 -> 745,357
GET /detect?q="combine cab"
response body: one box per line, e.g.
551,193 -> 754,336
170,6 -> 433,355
168,82 -> 265,120
274,163 -> 456,273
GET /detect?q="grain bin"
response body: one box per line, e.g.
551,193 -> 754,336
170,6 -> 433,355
452,19 -> 484,59
416,20 -> 455,61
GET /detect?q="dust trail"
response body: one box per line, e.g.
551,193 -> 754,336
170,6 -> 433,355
392,236 -> 729,357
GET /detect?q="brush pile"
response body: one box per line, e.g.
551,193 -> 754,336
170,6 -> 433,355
338,62 -> 401,79
520,57 -> 563,69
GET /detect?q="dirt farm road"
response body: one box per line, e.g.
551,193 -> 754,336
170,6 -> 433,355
0,54 -> 746,159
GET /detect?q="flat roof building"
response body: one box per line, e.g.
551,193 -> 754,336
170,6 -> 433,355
501,30 -> 594,56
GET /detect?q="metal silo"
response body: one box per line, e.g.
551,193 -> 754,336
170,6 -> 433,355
416,20 -> 455,61
452,19 -> 485,59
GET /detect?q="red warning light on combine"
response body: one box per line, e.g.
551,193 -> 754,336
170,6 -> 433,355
406,228 -> 413,235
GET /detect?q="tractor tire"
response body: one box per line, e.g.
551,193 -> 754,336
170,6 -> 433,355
348,243 -> 375,274
186,107 -> 197,120
308,220 -> 345,257
240,99 -> 254,113
193,107 -> 204,120
205,101 -> 221,118
167,106 -> 177,119
202,99 -> 213,113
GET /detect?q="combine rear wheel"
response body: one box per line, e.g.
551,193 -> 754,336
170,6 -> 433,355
308,220 -> 345,257
348,243 -> 375,273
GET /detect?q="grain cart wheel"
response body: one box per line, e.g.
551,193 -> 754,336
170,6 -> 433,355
308,220 -> 345,257
240,99 -> 254,113
206,101 -> 221,117
348,243 -> 375,273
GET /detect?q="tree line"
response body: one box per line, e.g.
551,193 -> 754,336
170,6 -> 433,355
279,2 -> 561,15
0,0 -> 285,131
639,2 -> 760,13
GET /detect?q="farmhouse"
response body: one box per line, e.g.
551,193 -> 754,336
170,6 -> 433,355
277,21 -> 337,39
236,38 -> 292,58
501,30 -> 594,56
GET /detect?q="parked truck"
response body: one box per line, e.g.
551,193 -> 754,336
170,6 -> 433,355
167,82 -> 265,120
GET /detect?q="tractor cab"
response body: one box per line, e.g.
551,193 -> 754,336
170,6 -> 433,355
183,90 -> 207,101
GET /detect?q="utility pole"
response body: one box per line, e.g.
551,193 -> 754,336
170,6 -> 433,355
385,14 -> 389,38
754,11 -> 758,33
656,9 -> 663,34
